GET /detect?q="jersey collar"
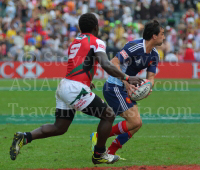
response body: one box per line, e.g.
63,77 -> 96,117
143,39 -> 146,53
81,33 -> 94,37
143,39 -> 152,54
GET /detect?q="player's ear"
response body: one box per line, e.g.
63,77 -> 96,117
153,34 -> 157,40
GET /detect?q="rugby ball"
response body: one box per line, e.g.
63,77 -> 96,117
131,79 -> 152,101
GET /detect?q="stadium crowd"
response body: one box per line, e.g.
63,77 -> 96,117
0,0 -> 199,62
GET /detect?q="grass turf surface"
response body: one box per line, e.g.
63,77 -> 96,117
0,79 -> 200,169
0,124 -> 200,169
0,79 -> 200,115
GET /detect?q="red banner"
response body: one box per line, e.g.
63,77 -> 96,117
0,62 -> 199,79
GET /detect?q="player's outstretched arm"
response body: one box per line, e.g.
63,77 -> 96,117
95,52 -> 143,86
146,71 -> 155,87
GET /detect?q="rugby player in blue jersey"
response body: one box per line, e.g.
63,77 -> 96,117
91,20 -> 165,156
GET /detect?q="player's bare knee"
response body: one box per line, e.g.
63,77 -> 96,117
135,118 -> 142,129
128,117 -> 142,130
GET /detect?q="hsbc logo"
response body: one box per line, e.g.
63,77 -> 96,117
16,63 -> 44,78
0,62 -> 44,78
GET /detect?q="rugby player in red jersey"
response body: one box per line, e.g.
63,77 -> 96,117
10,13 -> 142,164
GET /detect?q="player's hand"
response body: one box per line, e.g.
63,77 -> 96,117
90,82 -> 95,90
123,81 -> 138,96
128,76 -> 143,86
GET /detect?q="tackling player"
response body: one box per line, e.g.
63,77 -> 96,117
9,13 -> 142,165
91,20 -> 165,156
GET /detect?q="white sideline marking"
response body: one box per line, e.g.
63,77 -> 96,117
67,135 -> 200,139
5,118 -> 200,122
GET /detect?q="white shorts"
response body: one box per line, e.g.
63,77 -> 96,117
56,79 -> 95,111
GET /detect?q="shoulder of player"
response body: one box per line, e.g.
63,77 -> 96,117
90,36 -> 106,52
92,37 -> 106,48
152,47 -> 159,55
126,41 -> 143,53
89,35 -> 103,43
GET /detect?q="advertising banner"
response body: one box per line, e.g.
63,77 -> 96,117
0,62 -> 199,79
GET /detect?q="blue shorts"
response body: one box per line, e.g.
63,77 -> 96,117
103,82 -> 137,115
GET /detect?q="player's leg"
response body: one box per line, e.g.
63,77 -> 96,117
101,82 -> 142,155
81,95 -> 120,164
107,105 -> 142,155
10,79 -> 76,160
54,79 -> 120,164
10,109 -> 75,160
90,82 -> 133,154
30,109 -> 75,140
103,83 -> 138,137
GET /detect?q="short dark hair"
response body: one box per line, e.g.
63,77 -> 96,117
143,20 -> 162,40
79,13 -> 98,33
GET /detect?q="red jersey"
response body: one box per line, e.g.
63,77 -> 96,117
66,33 -> 106,87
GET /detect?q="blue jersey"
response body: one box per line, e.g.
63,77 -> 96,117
107,39 -> 159,86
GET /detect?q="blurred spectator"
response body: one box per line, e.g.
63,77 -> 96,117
2,14 -> 12,31
67,0 -> 75,13
6,25 -> 16,45
7,44 -> 24,61
115,20 -> 124,41
89,0 -> 96,10
0,41 -> 7,60
5,1 -> 16,19
165,51 -> 178,62
96,0 -> 104,11
0,0 -> 199,62
13,31 -> 25,49
122,6 -> 132,25
116,33 -> 127,49
184,43 -> 195,61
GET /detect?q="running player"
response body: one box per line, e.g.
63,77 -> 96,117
10,13 -> 142,164
91,20 -> 165,156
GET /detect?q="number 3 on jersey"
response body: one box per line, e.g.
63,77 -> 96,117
69,43 -> 81,59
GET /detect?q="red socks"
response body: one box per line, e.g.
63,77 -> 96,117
96,121 -> 129,138
107,139 -> 122,155
109,121 -> 129,137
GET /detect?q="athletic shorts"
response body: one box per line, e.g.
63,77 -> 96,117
55,78 -> 107,120
103,82 -> 136,116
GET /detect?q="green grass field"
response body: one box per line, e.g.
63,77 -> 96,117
0,79 -> 200,169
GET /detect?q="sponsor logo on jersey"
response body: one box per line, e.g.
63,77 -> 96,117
120,50 -> 129,59
74,99 -> 87,110
125,97 -> 131,104
135,59 -> 141,64
99,44 -> 105,50
148,61 -> 153,66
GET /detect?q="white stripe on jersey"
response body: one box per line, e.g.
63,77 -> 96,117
129,46 -> 143,53
114,87 -> 126,111
153,48 -> 159,55
128,43 -> 143,52
128,43 -> 143,50
114,87 -> 129,111
116,87 -> 129,111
